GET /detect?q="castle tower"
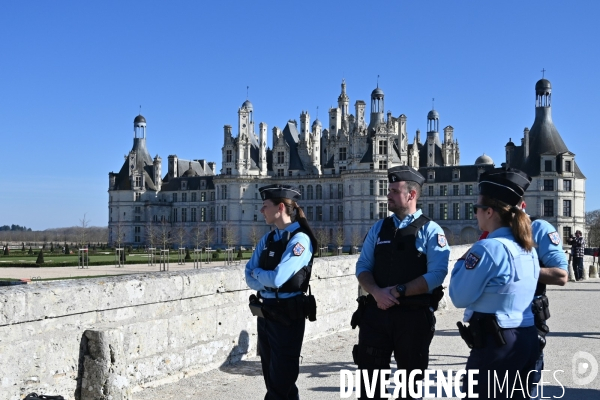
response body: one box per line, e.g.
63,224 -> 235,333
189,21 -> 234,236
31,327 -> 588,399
368,86 -> 385,134
311,118 -> 322,173
338,79 -> 349,118
426,109 -> 440,167
259,122 -> 268,175
300,111 -> 310,143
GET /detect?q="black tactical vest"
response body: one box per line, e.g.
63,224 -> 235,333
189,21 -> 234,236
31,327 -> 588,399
258,228 -> 315,293
373,215 -> 430,288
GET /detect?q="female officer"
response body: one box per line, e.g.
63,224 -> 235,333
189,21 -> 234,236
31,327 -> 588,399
449,170 -> 540,399
245,184 -> 317,400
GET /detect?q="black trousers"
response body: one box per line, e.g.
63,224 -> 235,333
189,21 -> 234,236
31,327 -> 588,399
356,303 -> 436,399
463,325 -> 539,400
573,256 -> 584,280
257,313 -> 306,400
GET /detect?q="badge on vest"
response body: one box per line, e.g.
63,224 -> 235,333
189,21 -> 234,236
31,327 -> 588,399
465,253 -> 480,270
376,237 -> 391,245
437,234 -> 447,248
269,251 -> 275,257
548,231 -> 560,245
292,242 -> 305,256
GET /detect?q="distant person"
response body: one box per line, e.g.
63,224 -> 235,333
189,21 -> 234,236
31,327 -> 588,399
245,184 -> 317,400
568,230 -> 585,281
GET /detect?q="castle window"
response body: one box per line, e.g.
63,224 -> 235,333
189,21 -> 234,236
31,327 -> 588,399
563,180 -> 572,191
307,185 -> 314,200
563,227 -> 571,244
544,180 -> 554,191
201,192 -> 206,201
565,160 -> 572,172
339,147 -> 347,161
378,180 -> 386,196
221,206 -> 227,221
378,203 -> 387,219
339,166 -> 346,172
545,160 -> 553,172
289,170 -> 293,176
330,184 -> 334,199
453,185 -> 459,196
465,203 -> 474,220
277,169 -> 284,177
226,150 -> 232,163
173,208 -> 178,222
378,140 -> 388,155
316,185 -> 322,199
440,185 -> 448,196
466,184 -> 473,195
182,208 -> 187,222
221,185 -> 227,199
277,152 -> 285,164
182,193 -> 187,202
299,185 -> 305,198
370,203 -> 374,220
135,192 -> 141,202
338,205 -> 344,221
378,160 -> 388,170
307,206 -> 313,221
316,206 -> 323,221
254,214 -> 257,221
192,192 -> 197,202
172,193 -> 177,202
543,200 -> 554,217
134,176 -> 142,187
428,186 -> 434,196
201,207 -> 206,222
191,208 -> 196,222
369,180 -> 374,196
440,203 -> 448,220
330,206 -> 334,221
563,200 -> 571,217
134,216 -> 140,222
226,168 -> 232,175
211,192 -> 215,201
453,203 -> 460,220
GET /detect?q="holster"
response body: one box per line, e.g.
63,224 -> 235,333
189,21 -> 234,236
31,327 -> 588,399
532,295 -> 551,324
468,314 -> 506,348
430,285 -> 444,311
457,321 -> 474,349
350,295 -> 369,329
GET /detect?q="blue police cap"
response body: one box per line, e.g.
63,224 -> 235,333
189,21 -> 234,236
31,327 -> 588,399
387,166 -> 425,186
478,167 -> 532,206
259,184 -> 302,201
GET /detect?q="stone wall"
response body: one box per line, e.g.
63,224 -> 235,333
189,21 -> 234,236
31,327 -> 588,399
1,246 -> 594,400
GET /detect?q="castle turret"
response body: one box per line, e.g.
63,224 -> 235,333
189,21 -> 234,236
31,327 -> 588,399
259,122 -> 268,175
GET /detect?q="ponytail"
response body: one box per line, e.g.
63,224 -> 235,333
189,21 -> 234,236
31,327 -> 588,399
481,196 -> 534,251
270,197 -> 318,250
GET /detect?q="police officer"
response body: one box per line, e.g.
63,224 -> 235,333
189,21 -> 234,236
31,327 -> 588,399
354,166 -> 450,399
450,169 -> 540,400
245,184 -> 317,400
477,168 -> 568,400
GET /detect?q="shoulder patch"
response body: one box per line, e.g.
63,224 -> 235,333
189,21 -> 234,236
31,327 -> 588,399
437,234 -> 447,248
292,242 -> 305,256
465,253 -> 481,270
548,231 -> 560,245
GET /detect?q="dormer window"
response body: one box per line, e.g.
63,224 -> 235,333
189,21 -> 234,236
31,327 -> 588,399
181,181 -> 187,190
545,160 -> 553,172
565,160 -> 572,172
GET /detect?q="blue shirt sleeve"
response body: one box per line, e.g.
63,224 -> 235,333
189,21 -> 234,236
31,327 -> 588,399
355,220 -> 384,278
252,232 -> 313,288
532,220 -> 568,271
417,221 -> 451,290
245,233 -> 268,291
449,241 -> 511,308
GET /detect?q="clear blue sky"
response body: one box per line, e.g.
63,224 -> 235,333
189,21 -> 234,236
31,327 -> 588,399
1,1 -> 598,230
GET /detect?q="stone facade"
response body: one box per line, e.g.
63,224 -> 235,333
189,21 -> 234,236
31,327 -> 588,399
108,78 -> 585,248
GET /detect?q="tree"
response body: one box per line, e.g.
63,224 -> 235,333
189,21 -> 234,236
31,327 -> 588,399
334,224 -> 344,254
78,213 -> 90,249
28,246 -> 33,255
174,224 -> 189,249
36,249 -> 44,265
224,222 -> 238,249
349,227 -> 364,255
3,245 -> 9,256
64,243 -> 70,254
248,224 -> 262,250
203,223 -> 216,250
585,209 -> 600,248
157,219 -> 172,250
314,228 -> 329,257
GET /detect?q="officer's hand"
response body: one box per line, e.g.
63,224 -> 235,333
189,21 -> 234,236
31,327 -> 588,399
372,286 -> 399,310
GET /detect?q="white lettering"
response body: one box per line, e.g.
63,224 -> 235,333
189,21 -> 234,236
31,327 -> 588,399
455,370 -> 466,399
379,369 -> 392,398
408,369 -> 422,398
467,370 -> 479,398
339,370 -> 352,398
363,369 -> 378,398
510,370 -> 526,398
492,370 -> 509,397
391,369 -> 406,398
553,370 -> 565,398
422,369 -> 434,398
437,369 -> 452,398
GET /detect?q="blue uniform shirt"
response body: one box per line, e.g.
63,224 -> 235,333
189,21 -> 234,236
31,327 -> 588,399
449,227 -> 540,328
532,219 -> 568,272
245,221 -> 313,299
355,209 -> 450,291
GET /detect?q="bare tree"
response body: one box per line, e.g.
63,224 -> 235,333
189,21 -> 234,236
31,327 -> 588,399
145,221 -> 157,248
157,219 -> 172,250
350,227 -> 364,255
78,213 -> 90,248
174,224 -> 189,249
191,220 -> 205,250
112,218 -> 126,249
203,223 -> 215,249
586,209 -> 600,248
334,224 -> 345,254
248,223 -> 262,249
223,221 -> 238,249
314,228 -> 329,256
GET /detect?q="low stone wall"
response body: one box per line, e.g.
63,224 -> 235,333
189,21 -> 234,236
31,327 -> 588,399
1,245 -> 594,400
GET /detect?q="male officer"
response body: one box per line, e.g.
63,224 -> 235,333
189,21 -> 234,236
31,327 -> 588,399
474,167 -> 568,399
353,166 -> 450,399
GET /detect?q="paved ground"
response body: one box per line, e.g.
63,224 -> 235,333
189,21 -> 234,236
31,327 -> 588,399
133,278 -> 600,400
0,260 -> 235,280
